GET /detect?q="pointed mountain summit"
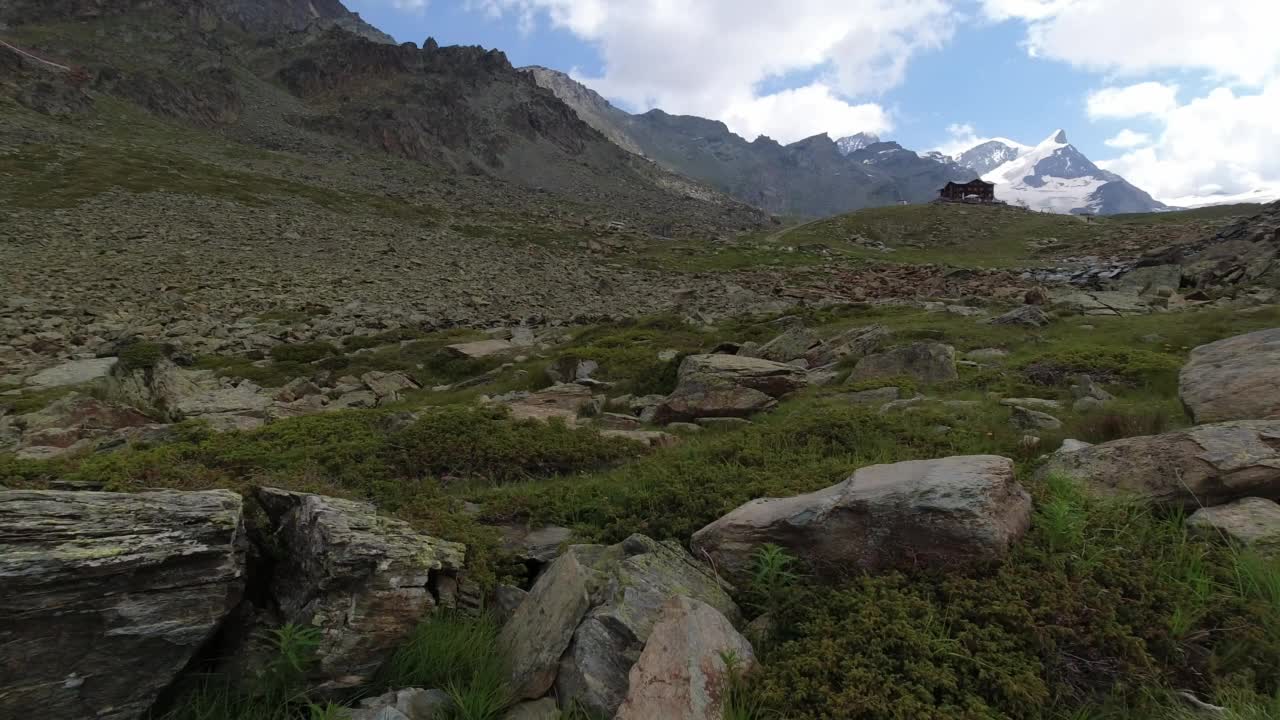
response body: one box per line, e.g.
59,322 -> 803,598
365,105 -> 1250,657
983,130 -> 1166,215
953,139 -> 1028,176
835,132 -> 881,155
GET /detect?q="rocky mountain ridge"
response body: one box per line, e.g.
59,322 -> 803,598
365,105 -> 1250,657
523,66 -> 970,218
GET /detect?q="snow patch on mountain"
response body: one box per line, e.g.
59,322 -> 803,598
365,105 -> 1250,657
835,132 -> 881,155
952,139 -> 1028,176
981,130 -> 1164,215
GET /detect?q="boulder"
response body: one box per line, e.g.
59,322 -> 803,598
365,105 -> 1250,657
1117,264 -> 1182,296
1051,290 -> 1151,316
744,326 -> 820,363
11,393 -> 155,458
0,489 -> 246,720
1069,374 -> 1114,412
691,455 -> 1032,582
1038,420 -> 1280,508
255,487 -> 466,691
1187,497 -> 1280,552
500,548 -> 606,700
653,354 -> 807,423
1009,406 -> 1063,431
500,534 -> 737,716
545,356 -> 600,384
989,306 -> 1051,327
614,596 -> 755,720
553,535 -> 739,717
111,356 -> 271,422
1179,328 -> 1280,423
362,371 -> 420,403
350,688 -> 453,720
805,324 -> 890,367
496,384 -> 601,426
500,524 -> 573,564
443,339 -> 514,359
503,699 -> 560,720
848,342 -> 957,385
24,357 -> 118,389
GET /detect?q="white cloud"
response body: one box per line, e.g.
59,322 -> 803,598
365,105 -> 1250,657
1103,129 -> 1151,149
389,0 -> 429,11
982,0 -> 1280,85
468,0 -> 956,143
720,84 -> 892,143
1086,82 -> 1178,119
1097,82 -> 1280,204
931,123 -> 1029,157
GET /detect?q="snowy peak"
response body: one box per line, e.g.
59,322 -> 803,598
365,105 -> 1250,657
835,132 -> 881,155
953,140 -> 1025,176
982,129 -> 1164,215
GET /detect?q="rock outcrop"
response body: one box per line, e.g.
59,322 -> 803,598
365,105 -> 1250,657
848,342 -> 957,385
255,487 -> 467,691
500,534 -> 738,716
653,354 -> 807,423
1179,327 -> 1280,423
692,455 -> 1032,582
614,596 -> 755,720
1039,420 -> 1280,508
0,489 -> 247,720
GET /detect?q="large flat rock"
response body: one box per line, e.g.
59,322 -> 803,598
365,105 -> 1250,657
1039,420 -> 1280,508
1179,327 -> 1280,423
692,455 -> 1031,582
654,354 -> 807,423
0,489 -> 247,720
24,357 -> 118,389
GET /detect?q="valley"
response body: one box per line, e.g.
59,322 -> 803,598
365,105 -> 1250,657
2,3 -> 1280,720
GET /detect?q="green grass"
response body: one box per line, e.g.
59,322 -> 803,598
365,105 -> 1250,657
380,613 -> 512,720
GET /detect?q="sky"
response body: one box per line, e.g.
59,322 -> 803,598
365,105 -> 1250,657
345,0 -> 1280,206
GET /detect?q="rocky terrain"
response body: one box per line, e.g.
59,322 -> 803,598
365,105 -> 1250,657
3,2 -> 1280,719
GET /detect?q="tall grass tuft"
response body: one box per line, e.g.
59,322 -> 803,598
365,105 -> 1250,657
380,612 -> 512,720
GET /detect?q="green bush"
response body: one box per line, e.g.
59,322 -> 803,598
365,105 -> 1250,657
745,477 -> 1280,719
269,342 -> 338,364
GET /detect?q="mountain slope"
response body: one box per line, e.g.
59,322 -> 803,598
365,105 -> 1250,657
982,130 -> 1166,215
520,66 -> 965,217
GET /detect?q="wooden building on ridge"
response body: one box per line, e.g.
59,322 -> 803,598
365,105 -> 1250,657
939,179 -> 996,203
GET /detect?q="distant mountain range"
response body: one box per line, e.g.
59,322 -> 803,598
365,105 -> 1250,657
523,67 -> 1167,217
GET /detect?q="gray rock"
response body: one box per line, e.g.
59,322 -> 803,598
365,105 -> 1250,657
500,547 -> 605,700
744,326 -> 820,363
493,585 -> 528,626
362,371 -> 421,402
692,455 -> 1032,583
989,305 -> 1051,327
614,596 -> 755,720
964,348 -> 1008,361
112,357 -> 271,422
545,356 -> 601,384
1000,397 -> 1063,412
352,688 -> 453,720
553,535 -> 739,717
1009,406 -> 1063,431
24,357 -> 118,389
692,416 -> 753,429
805,324 -> 890,367
501,524 -> 573,564
848,342 -> 957,385
1069,374 -> 1114,410
1187,497 -> 1280,552
443,339 -> 515,359
503,699 -> 561,720
1038,420 -> 1280,508
255,488 -> 466,691
654,354 -> 806,423
837,387 -> 901,405
0,489 -> 246,720
1179,327 -> 1280,423
1052,290 -> 1151,316
1058,439 -> 1093,454
1117,264 -> 1182,296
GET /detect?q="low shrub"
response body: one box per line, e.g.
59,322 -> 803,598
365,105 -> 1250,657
269,342 -> 338,364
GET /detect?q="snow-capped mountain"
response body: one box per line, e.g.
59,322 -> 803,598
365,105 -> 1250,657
835,132 -> 881,155
953,139 -> 1029,176
980,130 -> 1166,215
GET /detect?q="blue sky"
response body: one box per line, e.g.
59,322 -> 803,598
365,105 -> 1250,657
345,1 -> 1280,205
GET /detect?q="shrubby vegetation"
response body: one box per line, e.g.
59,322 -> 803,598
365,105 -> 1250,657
7,303 -> 1280,719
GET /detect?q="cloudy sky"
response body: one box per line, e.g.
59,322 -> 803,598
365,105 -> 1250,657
346,0 -> 1279,206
